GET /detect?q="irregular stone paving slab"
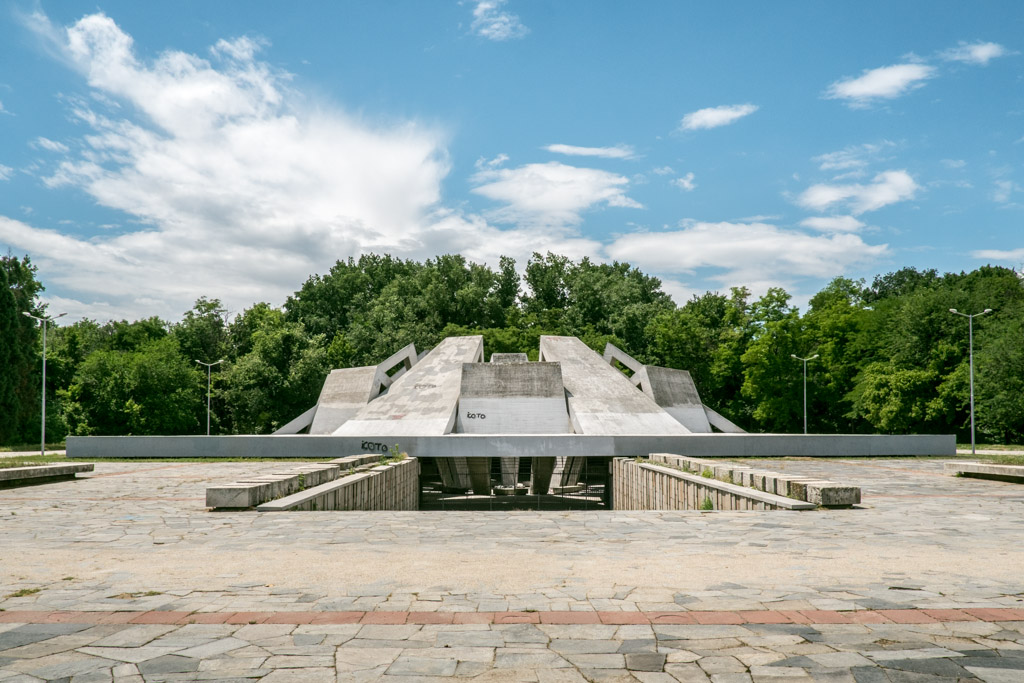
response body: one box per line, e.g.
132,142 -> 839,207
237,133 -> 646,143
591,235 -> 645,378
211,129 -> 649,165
2,458 -> 1024,679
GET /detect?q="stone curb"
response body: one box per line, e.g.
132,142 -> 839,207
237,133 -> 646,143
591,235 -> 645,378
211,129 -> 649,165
2,607 -> 1022,625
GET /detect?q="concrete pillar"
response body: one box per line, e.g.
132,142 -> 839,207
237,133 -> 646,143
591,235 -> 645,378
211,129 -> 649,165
467,457 -> 491,495
530,457 -> 555,495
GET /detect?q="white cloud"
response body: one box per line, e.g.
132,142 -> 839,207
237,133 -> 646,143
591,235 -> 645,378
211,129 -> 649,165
475,153 -> 509,169
814,141 -> 894,173
672,172 -> 696,192
605,221 -> 887,292
33,137 -> 70,153
972,247 -> 1024,261
0,12 -> 477,320
471,0 -> 529,41
544,143 -> 635,159
471,161 -> 641,228
941,41 -> 1010,65
680,104 -> 758,131
825,64 -> 935,107
0,164 -> 13,181
651,166 -> 674,176
799,215 -> 865,232
797,170 -> 919,215
941,158 -> 966,169
993,179 -> 1020,203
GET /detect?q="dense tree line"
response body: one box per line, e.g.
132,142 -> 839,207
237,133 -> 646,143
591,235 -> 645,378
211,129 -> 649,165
2,252 -> 1022,443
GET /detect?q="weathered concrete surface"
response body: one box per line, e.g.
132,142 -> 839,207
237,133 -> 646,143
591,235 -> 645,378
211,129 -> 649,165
69,432 -> 956,459
635,365 -> 713,433
614,459 -> 816,510
541,336 -> 688,435
0,463 -> 93,486
457,361 -> 571,491
489,352 -> 528,363
308,367 -> 381,434
650,453 -> 862,507
207,464 -> 340,509
334,336 -> 483,437
257,458 -> 418,511
945,460 -> 1024,483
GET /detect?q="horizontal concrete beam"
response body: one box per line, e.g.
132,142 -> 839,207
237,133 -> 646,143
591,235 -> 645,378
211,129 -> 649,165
0,463 -> 94,485
67,433 -> 954,460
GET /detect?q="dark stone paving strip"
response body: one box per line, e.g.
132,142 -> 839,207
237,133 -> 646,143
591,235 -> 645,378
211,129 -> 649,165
2,607 -> 1023,625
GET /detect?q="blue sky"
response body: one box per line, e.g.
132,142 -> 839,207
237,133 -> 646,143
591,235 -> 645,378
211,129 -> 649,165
1,1 -> 1021,322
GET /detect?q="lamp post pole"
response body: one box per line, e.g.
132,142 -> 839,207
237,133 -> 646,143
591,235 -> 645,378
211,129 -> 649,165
195,359 -> 225,436
790,353 -> 819,435
949,308 -> 992,455
22,311 -> 67,456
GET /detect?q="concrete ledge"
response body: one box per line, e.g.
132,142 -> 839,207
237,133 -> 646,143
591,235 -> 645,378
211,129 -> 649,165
69,433 -> 955,460
257,458 -> 418,511
639,463 -> 815,510
945,461 -> 1024,483
650,453 -> 861,507
613,458 -> 815,511
206,455 -> 390,509
0,463 -> 94,486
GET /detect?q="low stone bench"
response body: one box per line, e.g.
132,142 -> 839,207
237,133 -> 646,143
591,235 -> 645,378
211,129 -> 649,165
945,461 -> 1024,483
206,455 -> 387,509
0,463 -> 94,487
614,459 -> 815,511
649,453 -> 861,508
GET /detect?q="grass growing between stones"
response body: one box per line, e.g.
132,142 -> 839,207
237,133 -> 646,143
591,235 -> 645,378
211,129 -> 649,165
5,588 -> 41,598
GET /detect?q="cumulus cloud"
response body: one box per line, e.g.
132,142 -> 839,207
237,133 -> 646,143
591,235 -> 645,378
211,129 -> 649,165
825,64 -> 935,107
799,215 -> 865,232
471,161 -> 641,228
672,173 -> 696,191
651,166 -> 674,176
797,170 -> 919,215
605,220 -> 887,292
680,104 -> 758,131
544,143 -> 635,159
0,12 -> 503,320
0,164 -> 13,181
471,0 -> 529,41
972,247 -> 1024,261
941,41 -> 1010,65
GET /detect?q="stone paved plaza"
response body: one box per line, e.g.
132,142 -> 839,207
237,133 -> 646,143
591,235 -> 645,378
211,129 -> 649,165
2,457 -> 1024,681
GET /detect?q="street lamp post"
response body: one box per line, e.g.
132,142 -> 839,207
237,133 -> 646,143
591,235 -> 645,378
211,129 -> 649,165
949,308 -> 992,455
790,353 -> 819,435
195,359 -> 225,436
22,311 -> 67,456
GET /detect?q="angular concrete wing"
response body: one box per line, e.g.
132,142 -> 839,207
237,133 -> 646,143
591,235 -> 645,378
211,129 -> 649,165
540,336 -> 687,436
632,366 -> 712,433
334,336 -> 484,437
308,366 -> 382,434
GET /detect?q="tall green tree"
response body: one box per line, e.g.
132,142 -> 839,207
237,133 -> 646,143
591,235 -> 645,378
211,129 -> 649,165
0,254 -> 44,445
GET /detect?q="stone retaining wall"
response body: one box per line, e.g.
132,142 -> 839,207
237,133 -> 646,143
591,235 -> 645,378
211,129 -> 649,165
612,458 -> 814,511
649,453 -> 860,507
257,458 -> 419,511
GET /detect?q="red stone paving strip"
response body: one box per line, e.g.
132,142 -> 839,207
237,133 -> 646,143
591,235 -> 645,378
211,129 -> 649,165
1,608 -> 1023,626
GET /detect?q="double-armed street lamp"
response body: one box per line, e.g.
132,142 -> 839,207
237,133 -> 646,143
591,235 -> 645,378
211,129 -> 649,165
949,308 -> 992,455
791,353 -> 819,435
195,359 -> 225,436
22,311 -> 67,456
